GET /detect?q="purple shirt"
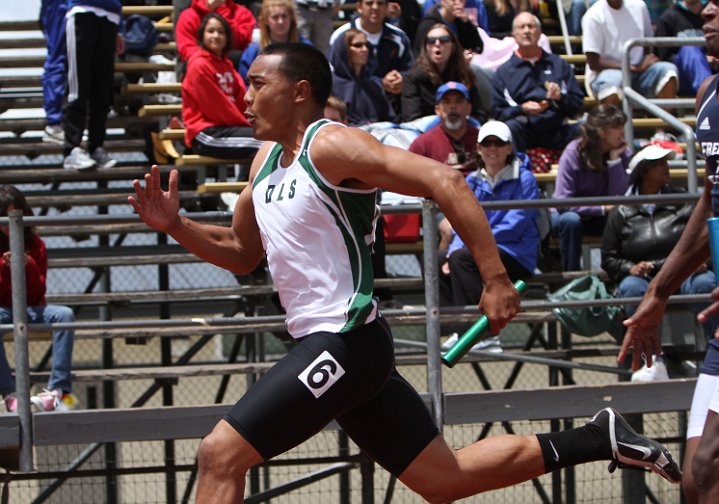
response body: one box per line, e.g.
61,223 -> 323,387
553,138 -> 630,216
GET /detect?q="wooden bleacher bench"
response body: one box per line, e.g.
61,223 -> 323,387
125,82 -> 182,94
115,61 -> 175,73
547,35 -> 582,46
121,5 -> 173,16
0,164 -> 196,185
197,181 -> 249,193
159,128 -> 185,141
537,167 -> 705,186
177,155 -> 252,166
138,103 -> 181,118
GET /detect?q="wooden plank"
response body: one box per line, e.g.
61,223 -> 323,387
115,61 -> 175,73
0,20 -> 40,31
444,379 -> 695,424
0,37 -> 45,50
0,164 -> 196,185
138,104 -> 182,117
547,35 -> 582,45
560,54 -> 586,64
197,181 -> 249,193
122,5 -> 173,15
0,115 -> 159,134
177,155 -> 251,166
126,82 -> 182,94
159,128 -> 185,140
535,168 -> 705,185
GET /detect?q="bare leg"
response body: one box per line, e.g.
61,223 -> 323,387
656,76 -> 678,99
694,411 -> 719,504
684,437 -> 701,504
398,434 -> 545,503
196,419 -> 264,504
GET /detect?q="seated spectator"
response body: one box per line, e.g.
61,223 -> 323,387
414,0 -> 493,116
324,95 -> 349,124
439,121 -> 540,351
402,25 -> 482,121
182,14 -> 263,163
601,145 -> 718,376
0,185 -> 77,413
563,0 -> 590,36
409,81 -> 480,248
329,0 -> 413,116
331,29 -> 397,125
176,0 -> 255,65
492,12 -> 583,153
387,0 -> 423,46
582,0 -> 678,104
655,0 -> 717,96
552,104 -> 630,271
239,0 -> 312,84
483,0 -> 538,39
422,0 -> 490,31
415,0 -> 483,56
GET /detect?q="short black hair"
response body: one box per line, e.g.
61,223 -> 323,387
259,42 -> 332,106
197,13 -> 233,56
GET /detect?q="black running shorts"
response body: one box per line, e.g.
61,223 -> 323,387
223,317 -> 440,476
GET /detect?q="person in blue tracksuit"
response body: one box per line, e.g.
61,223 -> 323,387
40,0 -> 68,144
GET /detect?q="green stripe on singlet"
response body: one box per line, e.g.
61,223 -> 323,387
297,120 -> 377,331
252,143 -> 283,189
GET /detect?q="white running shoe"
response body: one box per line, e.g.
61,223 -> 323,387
63,146 -> 96,170
631,357 -> 669,382
43,125 -> 64,145
441,333 -> 503,353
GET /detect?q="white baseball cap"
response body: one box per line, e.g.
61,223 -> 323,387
477,121 -> 512,144
628,144 -> 677,174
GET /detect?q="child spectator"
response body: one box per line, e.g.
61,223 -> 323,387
182,13 -> 262,162
0,186 -> 77,413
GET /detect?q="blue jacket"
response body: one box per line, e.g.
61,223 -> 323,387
329,20 -> 413,80
67,0 -> 121,15
492,50 -> 584,132
330,36 -> 396,125
448,153 -> 540,273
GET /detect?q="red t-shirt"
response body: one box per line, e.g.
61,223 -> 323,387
0,234 -> 47,308
408,125 -> 480,174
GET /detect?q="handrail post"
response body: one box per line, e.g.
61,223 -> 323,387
9,209 -> 33,472
422,200 -> 443,428
553,0 -> 573,55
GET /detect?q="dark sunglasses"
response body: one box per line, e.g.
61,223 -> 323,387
426,35 -> 452,45
480,139 -> 509,147
350,41 -> 371,49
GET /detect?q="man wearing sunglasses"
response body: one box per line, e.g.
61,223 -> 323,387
329,0 -> 413,111
491,12 -> 584,153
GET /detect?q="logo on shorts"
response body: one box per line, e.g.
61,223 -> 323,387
297,350 -> 345,398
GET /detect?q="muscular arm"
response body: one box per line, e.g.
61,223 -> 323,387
311,126 -> 519,333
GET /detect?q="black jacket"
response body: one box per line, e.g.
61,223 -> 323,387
601,186 -> 694,284
414,8 -> 483,56
401,69 -> 481,121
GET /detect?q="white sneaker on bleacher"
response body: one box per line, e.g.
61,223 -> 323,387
63,146 -> 96,170
441,333 -> 503,353
631,357 -> 669,382
43,125 -> 64,145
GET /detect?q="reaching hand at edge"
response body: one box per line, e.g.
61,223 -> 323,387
619,295 -> 665,371
128,165 -> 181,234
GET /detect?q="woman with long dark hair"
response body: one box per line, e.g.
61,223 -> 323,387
401,24 -> 481,121
551,104 -> 631,271
0,185 -> 77,413
182,13 -> 262,163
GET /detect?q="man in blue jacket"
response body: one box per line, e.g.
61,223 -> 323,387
491,12 -> 584,153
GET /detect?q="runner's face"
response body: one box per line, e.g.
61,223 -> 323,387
245,54 -> 296,141
703,0 -> 719,58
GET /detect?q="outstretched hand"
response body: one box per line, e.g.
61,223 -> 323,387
128,165 -> 181,233
619,295 -> 665,371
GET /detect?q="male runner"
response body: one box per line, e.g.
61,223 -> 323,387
621,0 -> 719,501
130,42 -> 680,503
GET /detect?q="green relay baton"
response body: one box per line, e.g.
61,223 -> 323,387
441,280 -> 528,368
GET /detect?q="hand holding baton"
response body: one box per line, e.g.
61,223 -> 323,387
441,280 -> 528,368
